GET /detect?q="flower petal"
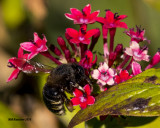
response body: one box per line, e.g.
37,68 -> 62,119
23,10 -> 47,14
118,15 -> 128,20
96,17 -> 106,24
34,32 -> 39,42
65,13 -> 76,20
70,39 -> 80,44
119,70 -> 129,80
85,29 -> 99,38
8,58 -> 25,68
105,10 -> 114,23
83,4 -> 91,16
28,52 -> 39,59
130,41 -> 139,49
73,88 -> 83,97
80,102 -> 88,109
81,38 -> 90,44
97,79 -> 106,86
70,8 -> 82,17
108,68 -> 115,76
98,62 -> 108,72
43,34 -> 47,43
91,69 -> 100,79
84,84 -> 91,95
106,77 -> 115,85
132,61 -> 142,75
71,97 -> 80,106
87,96 -> 95,105
115,75 -> 121,84
89,10 -> 100,19
20,42 -> 36,52
88,10 -> 100,23
66,28 -> 79,38
125,47 -> 133,56
116,21 -> 128,29
7,68 -> 20,82
17,47 -> 24,58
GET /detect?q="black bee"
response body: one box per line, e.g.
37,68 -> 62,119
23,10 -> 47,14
42,63 -> 92,115
12,59 -> 91,115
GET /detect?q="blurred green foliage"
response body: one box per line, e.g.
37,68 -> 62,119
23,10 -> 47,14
1,0 -> 26,28
0,102 -> 25,128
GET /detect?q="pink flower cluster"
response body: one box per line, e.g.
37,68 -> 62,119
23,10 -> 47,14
7,4 -> 160,110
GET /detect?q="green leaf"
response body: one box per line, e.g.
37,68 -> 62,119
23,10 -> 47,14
68,68 -> 160,128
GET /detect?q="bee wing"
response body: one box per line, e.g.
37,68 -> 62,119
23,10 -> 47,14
24,60 -> 53,74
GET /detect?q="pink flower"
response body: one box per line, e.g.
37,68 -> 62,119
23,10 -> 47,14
65,4 -> 100,24
71,84 -> 95,109
145,50 -> 160,70
96,10 -> 128,29
79,50 -> 97,70
91,62 -> 116,91
124,26 -> 150,43
20,32 -> 48,59
114,70 -> 132,84
125,41 -> 150,62
132,61 -> 142,75
66,26 -> 99,44
7,47 -> 34,82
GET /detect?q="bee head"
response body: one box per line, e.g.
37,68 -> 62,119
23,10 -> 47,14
71,63 -> 86,82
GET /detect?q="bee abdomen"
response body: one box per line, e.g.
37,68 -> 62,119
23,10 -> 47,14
42,89 -> 65,115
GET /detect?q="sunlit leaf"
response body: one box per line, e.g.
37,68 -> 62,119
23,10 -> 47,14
68,68 -> 160,128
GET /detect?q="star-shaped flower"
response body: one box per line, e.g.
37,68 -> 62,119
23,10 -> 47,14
91,62 -> 116,91
7,47 -> 34,82
71,84 -> 95,109
66,26 -> 99,44
79,50 -> 97,70
125,41 -> 150,62
114,70 -> 132,84
96,10 -> 128,29
65,4 -> 100,24
124,26 -> 150,43
20,32 -> 48,59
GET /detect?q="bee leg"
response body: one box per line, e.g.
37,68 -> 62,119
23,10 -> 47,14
74,84 -> 87,97
62,92 -> 73,112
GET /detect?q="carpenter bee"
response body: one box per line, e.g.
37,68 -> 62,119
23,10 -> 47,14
42,63 -> 92,115
10,58 -> 91,115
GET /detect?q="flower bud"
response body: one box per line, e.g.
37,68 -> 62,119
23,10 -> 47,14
49,44 -> 62,56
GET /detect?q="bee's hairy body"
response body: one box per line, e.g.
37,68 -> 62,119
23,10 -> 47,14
42,63 -> 90,115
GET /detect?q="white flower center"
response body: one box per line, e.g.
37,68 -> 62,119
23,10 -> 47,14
36,45 -> 43,51
100,74 -> 109,81
100,71 -> 109,81
80,18 -> 88,23
80,96 -> 87,102
79,36 -> 85,41
134,51 -> 142,58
